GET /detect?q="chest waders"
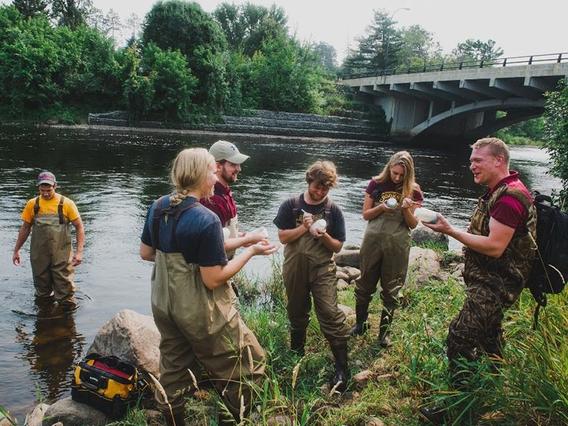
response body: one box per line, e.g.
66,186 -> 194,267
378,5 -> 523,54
352,198 -> 411,347
150,198 -> 265,423
30,196 -> 75,301
282,203 -> 350,392
447,184 -> 536,376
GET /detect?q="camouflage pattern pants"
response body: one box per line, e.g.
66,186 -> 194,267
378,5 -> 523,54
447,279 -> 521,364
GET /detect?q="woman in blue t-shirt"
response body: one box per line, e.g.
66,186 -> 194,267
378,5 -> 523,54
139,148 -> 277,425
351,151 -> 423,347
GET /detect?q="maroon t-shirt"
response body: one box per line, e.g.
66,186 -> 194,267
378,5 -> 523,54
365,179 -> 423,204
485,171 -> 531,231
200,181 -> 237,227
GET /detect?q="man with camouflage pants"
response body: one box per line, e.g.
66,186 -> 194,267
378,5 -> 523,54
421,138 -> 536,422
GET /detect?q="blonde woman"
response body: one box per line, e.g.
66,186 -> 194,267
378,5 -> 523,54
351,151 -> 423,347
140,148 -> 277,425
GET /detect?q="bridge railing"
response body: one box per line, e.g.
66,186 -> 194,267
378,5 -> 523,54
340,52 -> 568,80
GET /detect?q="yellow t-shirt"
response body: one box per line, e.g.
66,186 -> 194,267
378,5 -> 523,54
21,193 -> 80,224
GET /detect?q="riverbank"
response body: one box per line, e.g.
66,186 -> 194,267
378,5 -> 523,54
0,121 -> 387,146
4,245 -> 566,426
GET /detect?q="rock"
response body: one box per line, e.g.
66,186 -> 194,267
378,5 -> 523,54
366,417 -> 385,426
337,279 -> 350,291
334,249 -> 360,268
407,247 -> 441,287
336,270 -> 350,281
143,409 -> 164,426
0,419 -> 14,426
25,403 -> 50,426
338,304 -> 354,318
266,415 -> 293,425
344,266 -> 361,281
88,309 -> 161,378
42,397 -> 107,426
411,224 -> 449,250
353,369 -> 373,387
451,263 -> 465,279
343,244 -> 360,250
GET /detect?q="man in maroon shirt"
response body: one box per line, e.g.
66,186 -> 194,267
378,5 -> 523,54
201,140 -> 266,258
421,138 -> 537,422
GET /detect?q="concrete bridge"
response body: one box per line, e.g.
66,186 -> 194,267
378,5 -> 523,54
340,53 -> 568,144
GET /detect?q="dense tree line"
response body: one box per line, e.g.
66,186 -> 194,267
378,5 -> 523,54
0,0 -> 350,124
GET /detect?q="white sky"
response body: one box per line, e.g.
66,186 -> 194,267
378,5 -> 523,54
3,0 -> 567,62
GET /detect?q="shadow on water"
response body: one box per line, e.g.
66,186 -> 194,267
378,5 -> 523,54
0,124 -> 561,419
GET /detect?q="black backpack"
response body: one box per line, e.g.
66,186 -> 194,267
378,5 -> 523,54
526,192 -> 568,327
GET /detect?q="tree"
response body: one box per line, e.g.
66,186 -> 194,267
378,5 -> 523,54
121,42 -> 197,121
312,41 -> 337,73
213,2 -> 287,55
397,25 -> 442,70
51,0 -> 94,29
543,79 -> 568,207
452,39 -> 503,63
101,8 -> 122,41
342,10 -> 402,74
125,13 -> 140,40
142,0 -> 228,110
12,0 -> 48,19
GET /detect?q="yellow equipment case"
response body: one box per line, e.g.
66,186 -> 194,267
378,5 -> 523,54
71,353 -> 145,419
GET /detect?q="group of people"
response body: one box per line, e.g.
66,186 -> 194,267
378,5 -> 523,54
13,137 -> 536,425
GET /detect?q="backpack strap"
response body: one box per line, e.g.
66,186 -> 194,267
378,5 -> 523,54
58,196 -> 65,224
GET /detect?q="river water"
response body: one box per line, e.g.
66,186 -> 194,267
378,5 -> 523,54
0,125 -> 561,418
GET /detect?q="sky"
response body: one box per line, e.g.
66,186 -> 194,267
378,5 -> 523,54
3,0 -> 567,62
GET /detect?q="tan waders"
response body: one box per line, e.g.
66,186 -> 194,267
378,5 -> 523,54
30,197 -> 75,302
151,250 -> 265,423
353,206 -> 411,346
283,231 -> 350,391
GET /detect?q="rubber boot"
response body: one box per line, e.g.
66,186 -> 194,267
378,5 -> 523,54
290,329 -> 306,356
330,344 -> 349,393
163,408 -> 186,426
349,302 -> 369,336
378,308 -> 394,348
419,406 -> 446,425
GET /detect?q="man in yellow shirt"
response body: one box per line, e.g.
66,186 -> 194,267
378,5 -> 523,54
12,171 -> 85,304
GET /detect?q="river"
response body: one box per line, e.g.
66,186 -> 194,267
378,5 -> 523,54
0,125 -> 561,419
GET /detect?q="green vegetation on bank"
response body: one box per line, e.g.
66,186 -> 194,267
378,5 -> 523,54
108,258 -> 567,425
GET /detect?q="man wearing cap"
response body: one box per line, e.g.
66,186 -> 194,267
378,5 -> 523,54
201,140 -> 266,259
12,171 -> 85,304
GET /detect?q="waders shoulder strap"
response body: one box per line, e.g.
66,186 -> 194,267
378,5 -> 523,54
151,197 -> 201,251
58,196 -> 65,224
151,196 -> 169,250
33,196 -> 40,218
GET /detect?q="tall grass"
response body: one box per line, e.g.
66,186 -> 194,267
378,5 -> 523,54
109,264 -> 567,425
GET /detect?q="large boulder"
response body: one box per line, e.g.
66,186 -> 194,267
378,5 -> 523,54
411,224 -> 449,250
334,249 -> 360,268
42,397 -> 107,426
407,247 -> 441,287
88,309 -> 161,377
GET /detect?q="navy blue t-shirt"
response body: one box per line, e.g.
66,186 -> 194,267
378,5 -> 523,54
273,194 -> 346,242
141,196 -> 228,266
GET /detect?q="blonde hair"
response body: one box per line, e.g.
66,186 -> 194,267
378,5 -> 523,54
169,148 -> 215,205
471,137 -> 510,165
305,161 -> 338,188
374,151 -> 416,198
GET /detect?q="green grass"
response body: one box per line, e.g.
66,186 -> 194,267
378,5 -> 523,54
113,262 -> 568,425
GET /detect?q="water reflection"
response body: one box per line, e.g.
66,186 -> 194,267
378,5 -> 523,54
14,302 -> 84,402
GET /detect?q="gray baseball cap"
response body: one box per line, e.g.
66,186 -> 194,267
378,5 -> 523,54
37,171 -> 56,186
209,140 -> 249,164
